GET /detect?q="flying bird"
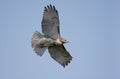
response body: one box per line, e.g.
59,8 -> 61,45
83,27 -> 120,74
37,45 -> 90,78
31,5 -> 72,67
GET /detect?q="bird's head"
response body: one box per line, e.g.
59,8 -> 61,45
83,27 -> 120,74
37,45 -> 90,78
56,37 -> 69,44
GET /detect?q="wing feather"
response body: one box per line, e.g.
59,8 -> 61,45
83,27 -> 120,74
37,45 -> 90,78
42,5 -> 60,39
48,45 -> 72,67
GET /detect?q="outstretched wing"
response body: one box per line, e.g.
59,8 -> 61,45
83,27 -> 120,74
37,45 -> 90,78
42,5 -> 60,39
31,31 -> 47,56
48,45 -> 72,67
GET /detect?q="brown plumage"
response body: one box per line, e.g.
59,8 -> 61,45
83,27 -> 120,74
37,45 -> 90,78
31,5 -> 72,67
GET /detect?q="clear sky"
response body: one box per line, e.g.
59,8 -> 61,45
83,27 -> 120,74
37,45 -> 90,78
0,0 -> 119,79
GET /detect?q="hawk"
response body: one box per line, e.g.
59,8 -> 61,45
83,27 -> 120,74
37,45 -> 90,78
31,5 -> 72,67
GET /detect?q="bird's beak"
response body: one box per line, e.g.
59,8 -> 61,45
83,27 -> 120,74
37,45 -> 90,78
66,40 -> 69,43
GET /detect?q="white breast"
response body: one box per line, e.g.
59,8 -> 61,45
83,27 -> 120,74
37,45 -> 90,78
39,37 -> 54,46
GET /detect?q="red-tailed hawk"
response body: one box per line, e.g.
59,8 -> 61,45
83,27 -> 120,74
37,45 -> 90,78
31,5 -> 72,67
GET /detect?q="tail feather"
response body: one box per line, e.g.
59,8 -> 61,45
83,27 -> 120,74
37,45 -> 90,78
34,45 -> 47,56
31,31 -> 47,56
31,31 -> 43,48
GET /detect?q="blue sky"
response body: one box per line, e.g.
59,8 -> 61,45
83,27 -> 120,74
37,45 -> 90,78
0,0 -> 120,79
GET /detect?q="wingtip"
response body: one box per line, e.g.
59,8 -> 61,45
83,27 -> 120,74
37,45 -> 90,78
61,59 -> 72,68
50,4 -> 52,8
44,6 -> 47,11
44,4 -> 57,12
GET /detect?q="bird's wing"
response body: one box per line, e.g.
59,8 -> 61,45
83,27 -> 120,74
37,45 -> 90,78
48,45 -> 72,67
31,31 -> 47,56
42,5 -> 60,39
